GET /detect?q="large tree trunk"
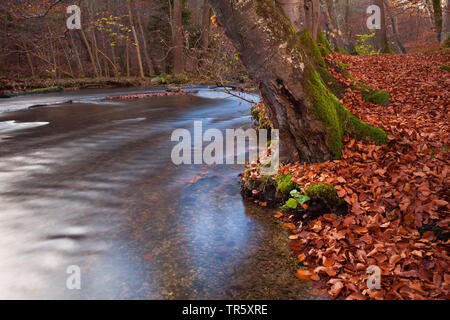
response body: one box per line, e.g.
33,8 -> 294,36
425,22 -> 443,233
322,0 -> 345,50
374,0 -> 391,53
343,0 -> 356,53
201,0 -> 212,50
207,0 -> 386,163
276,0 -> 320,41
442,0 -> 449,43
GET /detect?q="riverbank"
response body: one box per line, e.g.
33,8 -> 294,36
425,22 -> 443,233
244,50 -> 449,300
0,76 -> 255,98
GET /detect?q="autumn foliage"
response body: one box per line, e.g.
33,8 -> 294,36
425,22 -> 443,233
277,50 -> 449,300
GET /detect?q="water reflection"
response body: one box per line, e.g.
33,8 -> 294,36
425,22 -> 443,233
0,88 -> 311,299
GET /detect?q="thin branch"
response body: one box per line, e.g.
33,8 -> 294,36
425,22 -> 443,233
21,0 -> 65,19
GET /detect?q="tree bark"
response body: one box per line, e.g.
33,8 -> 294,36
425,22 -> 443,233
383,0 -> 406,53
343,0 -> 355,53
172,0 -> 184,75
79,29 -> 99,78
432,0 -> 443,43
322,0 -> 344,50
128,0 -> 145,79
136,10 -> 155,76
201,0 -> 212,50
207,0 -> 385,163
276,0 -> 320,40
374,0 -> 390,53
442,0 -> 449,43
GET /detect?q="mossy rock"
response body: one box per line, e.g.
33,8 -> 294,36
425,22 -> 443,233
284,183 -> 348,222
440,65 -> 450,71
240,172 -> 279,206
305,184 -> 345,208
275,173 -> 296,194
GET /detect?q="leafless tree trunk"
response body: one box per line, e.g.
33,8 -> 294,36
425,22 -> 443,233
136,10 -> 155,76
384,0 -> 406,53
374,0 -> 390,53
79,29 -> 99,78
172,0 -> 184,74
201,0 -> 212,50
128,0 -> 145,78
442,0 -> 449,43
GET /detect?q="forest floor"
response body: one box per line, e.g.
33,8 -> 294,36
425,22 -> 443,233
275,50 -> 449,299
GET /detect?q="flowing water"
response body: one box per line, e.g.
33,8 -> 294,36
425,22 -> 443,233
0,87 -> 312,299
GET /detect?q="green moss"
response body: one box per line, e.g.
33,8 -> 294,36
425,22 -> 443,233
242,171 -> 276,193
316,30 -> 332,57
250,11 -> 387,160
251,103 -> 272,130
432,0 -> 443,28
382,46 -> 394,54
305,184 -> 345,207
306,71 -> 344,158
346,113 -> 388,145
440,65 -> 450,71
11,86 -> 63,97
317,65 -> 346,98
255,0 -> 293,43
356,83 -> 391,106
275,173 -> 296,194
335,46 -> 350,55
306,71 -> 387,158
299,30 -> 326,67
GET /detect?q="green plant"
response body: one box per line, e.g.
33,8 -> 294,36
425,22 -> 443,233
282,189 -> 310,209
355,31 -> 377,56
151,73 -> 172,84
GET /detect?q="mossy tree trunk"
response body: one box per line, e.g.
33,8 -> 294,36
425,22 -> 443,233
276,0 -> 320,41
207,0 -> 386,163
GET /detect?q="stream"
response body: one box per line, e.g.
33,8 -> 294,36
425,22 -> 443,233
0,87 -> 312,299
